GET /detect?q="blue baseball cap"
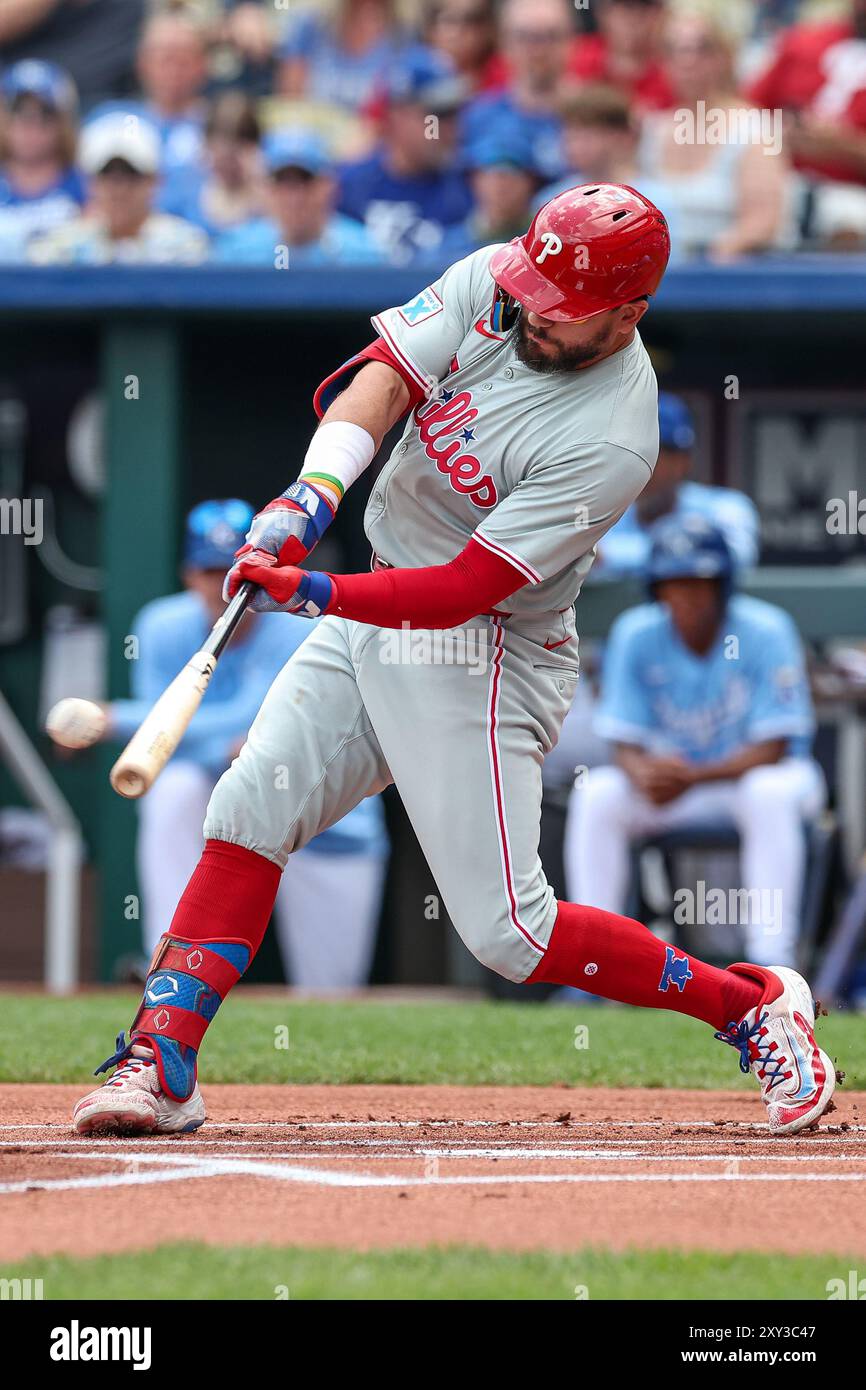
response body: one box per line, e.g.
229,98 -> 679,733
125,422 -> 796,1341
386,46 -> 466,112
647,515 -> 735,597
263,129 -> 330,177
658,392 -> 695,452
1,59 -> 78,114
465,124 -> 540,176
184,499 -> 254,569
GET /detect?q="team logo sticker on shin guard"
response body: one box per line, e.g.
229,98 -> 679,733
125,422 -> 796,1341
145,975 -> 179,1005
658,946 -> 694,994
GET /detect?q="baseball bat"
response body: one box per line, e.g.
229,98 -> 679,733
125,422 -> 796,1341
109,581 -> 255,799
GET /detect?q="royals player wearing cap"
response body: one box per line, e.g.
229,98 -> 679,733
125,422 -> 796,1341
73,185 -> 839,1138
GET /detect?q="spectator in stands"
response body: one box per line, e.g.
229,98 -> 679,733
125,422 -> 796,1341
0,61 -> 84,262
0,0 -> 145,110
637,11 -> 790,259
748,0 -> 866,186
212,1 -> 279,99
426,0 -> 501,95
445,122 -> 544,251
130,11 -> 209,183
552,82 -> 638,189
99,500 -> 389,988
533,84 -> 681,250
566,517 -> 824,969
214,128 -> 383,265
736,0 -> 803,87
277,0 -> 410,111
461,0 -> 572,182
570,0 -> 675,112
160,91 -> 265,237
596,393 -> 760,578
810,180 -> 866,249
28,110 -> 208,264
337,50 -> 471,265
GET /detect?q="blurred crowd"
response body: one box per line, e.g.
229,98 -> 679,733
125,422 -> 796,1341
0,0 -> 864,266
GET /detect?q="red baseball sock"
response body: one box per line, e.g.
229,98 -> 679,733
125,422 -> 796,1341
118,841 -> 281,1096
165,838 -> 281,958
527,900 -> 763,1030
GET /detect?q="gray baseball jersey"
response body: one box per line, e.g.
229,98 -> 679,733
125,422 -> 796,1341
367,245 -> 659,617
205,246 -> 662,986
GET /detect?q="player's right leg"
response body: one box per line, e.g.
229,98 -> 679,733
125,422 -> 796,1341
73,618 -> 391,1135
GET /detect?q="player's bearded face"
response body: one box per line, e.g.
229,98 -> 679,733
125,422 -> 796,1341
513,311 -> 617,373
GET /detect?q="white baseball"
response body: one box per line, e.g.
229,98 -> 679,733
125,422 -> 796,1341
45,698 -> 107,750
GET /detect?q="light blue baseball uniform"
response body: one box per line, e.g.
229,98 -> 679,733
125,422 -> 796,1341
595,594 -> 814,762
111,591 -> 386,856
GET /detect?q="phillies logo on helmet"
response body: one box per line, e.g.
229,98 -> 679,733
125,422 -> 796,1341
535,231 -> 563,264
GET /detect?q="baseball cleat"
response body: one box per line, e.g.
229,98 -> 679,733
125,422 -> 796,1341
72,1043 -> 206,1136
715,964 -> 839,1135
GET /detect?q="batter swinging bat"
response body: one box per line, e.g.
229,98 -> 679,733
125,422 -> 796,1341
109,581 -> 254,799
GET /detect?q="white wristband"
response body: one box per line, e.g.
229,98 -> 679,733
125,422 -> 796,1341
299,421 -> 376,509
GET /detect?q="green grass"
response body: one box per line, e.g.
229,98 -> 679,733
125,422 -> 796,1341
1,991 -> 860,1089
0,1241 -> 855,1300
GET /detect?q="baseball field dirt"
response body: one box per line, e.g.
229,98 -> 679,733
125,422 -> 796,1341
3,1083 -> 865,1271
3,993 -> 863,1298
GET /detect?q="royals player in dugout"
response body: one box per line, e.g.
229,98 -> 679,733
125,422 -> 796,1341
74,184 -> 840,1138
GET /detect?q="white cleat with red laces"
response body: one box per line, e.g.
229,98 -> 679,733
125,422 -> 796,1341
72,1044 -> 206,1136
716,964 -> 840,1135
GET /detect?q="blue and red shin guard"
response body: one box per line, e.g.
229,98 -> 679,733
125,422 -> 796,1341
96,840 -> 281,1101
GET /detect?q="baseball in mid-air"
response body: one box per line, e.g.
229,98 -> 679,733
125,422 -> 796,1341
45,698 -> 107,750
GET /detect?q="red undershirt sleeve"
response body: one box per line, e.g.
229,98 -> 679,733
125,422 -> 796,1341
324,537 -> 530,629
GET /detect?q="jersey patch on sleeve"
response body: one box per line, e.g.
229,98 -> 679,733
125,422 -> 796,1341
398,287 -> 444,326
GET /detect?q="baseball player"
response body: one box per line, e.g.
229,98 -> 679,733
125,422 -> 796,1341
73,184 -> 839,1139
567,516 -> 825,968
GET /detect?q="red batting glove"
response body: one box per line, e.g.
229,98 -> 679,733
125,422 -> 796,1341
227,552 -> 299,603
229,553 -> 334,616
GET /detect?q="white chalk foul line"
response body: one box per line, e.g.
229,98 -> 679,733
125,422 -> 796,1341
4,1150 -> 866,1193
0,1162 -> 243,1195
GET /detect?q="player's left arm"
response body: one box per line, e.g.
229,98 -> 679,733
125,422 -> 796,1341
227,535 -> 529,625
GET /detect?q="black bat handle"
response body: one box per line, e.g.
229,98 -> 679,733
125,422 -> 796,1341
204,580 -> 255,662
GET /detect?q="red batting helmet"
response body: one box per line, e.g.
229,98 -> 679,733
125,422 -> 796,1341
489,183 -> 670,323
